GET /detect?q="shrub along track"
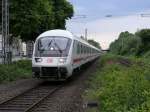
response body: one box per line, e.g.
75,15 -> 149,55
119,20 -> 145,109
85,55 -> 150,112
0,60 -> 99,112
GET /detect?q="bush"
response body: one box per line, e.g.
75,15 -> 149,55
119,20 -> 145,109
143,51 -> 150,58
0,60 -> 32,83
85,55 -> 150,112
109,31 -> 141,56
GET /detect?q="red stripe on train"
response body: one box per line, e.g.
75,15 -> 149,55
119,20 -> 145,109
73,55 -> 98,64
73,58 -> 83,63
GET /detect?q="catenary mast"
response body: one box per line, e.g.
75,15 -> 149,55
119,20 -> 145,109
2,0 -> 10,64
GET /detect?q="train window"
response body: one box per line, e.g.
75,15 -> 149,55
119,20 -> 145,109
35,36 -> 72,57
77,43 -> 80,54
87,47 -> 88,54
83,46 -> 85,54
84,45 -> 86,54
73,40 -> 76,49
80,44 -> 81,54
38,37 -> 69,51
78,44 -> 80,54
86,46 -> 87,54
90,48 -> 91,54
79,44 -> 81,54
81,44 -> 83,54
86,47 -> 88,54
83,45 -> 85,54
81,45 -> 83,54
82,45 -> 84,54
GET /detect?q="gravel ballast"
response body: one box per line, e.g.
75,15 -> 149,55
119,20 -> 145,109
0,79 -> 43,103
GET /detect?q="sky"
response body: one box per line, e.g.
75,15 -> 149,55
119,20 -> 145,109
66,0 -> 150,49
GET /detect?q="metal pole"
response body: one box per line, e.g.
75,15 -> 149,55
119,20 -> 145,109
85,28 -> 88,40
2,0 -> 9,64
2,0 -> 5,64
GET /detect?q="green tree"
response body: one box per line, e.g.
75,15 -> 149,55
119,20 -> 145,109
88,39 -> 101,49
10,0 -> 74,41
10,0 -> 46,41
135,29 -> 150,55
109,31 -> 141,56
52,0 -> 74,29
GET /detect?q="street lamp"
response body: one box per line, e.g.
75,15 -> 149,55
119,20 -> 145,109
141,14 -> 150,17
105,14 -> 113,18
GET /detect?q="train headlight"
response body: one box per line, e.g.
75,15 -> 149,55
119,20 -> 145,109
59,58 -> 67,63
35,58 -> 43,63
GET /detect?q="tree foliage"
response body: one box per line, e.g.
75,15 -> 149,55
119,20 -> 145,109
135,29 -> 150,55
52,0 -> 73,29
88,39 -> 101,49
109,29 -> 150,57
10,0 -> 74,41
110,31 -> 141,56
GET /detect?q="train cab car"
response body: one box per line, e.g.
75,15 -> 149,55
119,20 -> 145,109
32,29 -> 101,80
32,30 -> 74,80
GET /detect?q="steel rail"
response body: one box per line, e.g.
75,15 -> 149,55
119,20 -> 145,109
0,84 -> 41,105
24,86 -> 61,112
0,84 -> 62,112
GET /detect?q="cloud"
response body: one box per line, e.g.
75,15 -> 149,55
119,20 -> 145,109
75,6 -> 86,14
94,2 -> 118,11
67,10 -> 150,49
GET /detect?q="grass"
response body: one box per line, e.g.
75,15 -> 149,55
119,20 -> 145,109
85,54 -> 150,112
0,60 -> 32,84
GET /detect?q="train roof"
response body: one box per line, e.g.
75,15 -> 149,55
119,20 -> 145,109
38,29 -> 73,39
37,29 -> 101,51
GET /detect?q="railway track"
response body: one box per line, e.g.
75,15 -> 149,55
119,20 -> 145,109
0,84 -> 62,112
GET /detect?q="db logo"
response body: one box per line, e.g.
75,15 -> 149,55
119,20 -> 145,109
47,58 -> 53,63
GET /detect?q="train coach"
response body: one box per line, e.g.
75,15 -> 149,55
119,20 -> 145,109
32,29 -> 101,80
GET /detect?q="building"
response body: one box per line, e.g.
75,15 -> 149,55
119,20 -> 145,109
0,35 -> 28,56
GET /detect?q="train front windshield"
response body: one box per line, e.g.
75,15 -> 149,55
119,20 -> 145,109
35,37 -> 72,57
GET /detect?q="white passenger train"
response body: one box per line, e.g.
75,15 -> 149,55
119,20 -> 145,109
32,29 -> 101,80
